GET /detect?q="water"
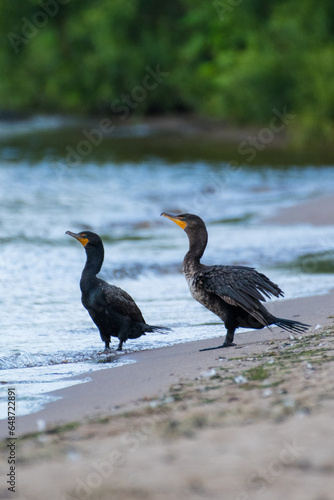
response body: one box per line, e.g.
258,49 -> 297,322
1,116 -> 334,419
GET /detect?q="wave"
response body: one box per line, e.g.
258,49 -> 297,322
0,349 -> 121,370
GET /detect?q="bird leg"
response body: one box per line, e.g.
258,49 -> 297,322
199,328 -> 236,351
117,327 -> 130,351
223,328 -> 236,347
97,338 -> 113,354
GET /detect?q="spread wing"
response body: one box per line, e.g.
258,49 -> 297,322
196,265 -> 283,324
95,279 -> 146,324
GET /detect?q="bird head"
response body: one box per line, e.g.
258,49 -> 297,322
161,212 -> 206,234
65,230 -> 102,248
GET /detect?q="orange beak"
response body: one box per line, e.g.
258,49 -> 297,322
66,231 -> 89,247
161,212 -> 187,230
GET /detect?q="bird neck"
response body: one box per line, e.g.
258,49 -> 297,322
82,245 -> 104,278
183,229 -> 207,271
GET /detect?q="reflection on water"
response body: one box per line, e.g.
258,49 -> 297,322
1,116 -> 334,418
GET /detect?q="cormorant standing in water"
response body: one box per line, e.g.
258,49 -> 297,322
161,213 -> 309,350
66,230 -> 168,350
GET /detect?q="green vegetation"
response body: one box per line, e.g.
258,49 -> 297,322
243,364 -> 270,381
280,251 -> 334,274
1,0 -> 334,145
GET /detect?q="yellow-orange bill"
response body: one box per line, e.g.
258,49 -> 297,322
161,212 -> 187,230
66,231 -> 89,247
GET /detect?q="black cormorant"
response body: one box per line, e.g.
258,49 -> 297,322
66,230 -> 168,350
161,212 -> 309,350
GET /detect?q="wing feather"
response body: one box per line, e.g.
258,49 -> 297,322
96,279 -> 145,323
197,265 -> 283,324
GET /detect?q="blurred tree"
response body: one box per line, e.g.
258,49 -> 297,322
0,0 -> 333,144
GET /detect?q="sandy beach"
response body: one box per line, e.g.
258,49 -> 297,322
265,193 -> 334,226
1,194 -> 334,500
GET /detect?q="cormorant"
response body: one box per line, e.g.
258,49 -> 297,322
66,230 -> 168,350
161,212 -> 309,350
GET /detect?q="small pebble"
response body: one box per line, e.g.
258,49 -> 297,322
200,368 -> 217,378
66,449 -> 81,462
37,419 -> 46,432
262,388 -> 273,398
276,388 -> 287,395
163,396 -> 175,404
283,396 -> 295,408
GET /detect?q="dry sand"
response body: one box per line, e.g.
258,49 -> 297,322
1,194 -> 334,500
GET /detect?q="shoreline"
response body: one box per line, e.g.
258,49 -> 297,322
1,191 -> 334,499
1,288 -> 333,438
1,290 -> 334,500
2,112 -> 334,166
264,193 -> 334,226
1,191 -> 334,437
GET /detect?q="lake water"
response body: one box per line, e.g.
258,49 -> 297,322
1,116 -> 334,419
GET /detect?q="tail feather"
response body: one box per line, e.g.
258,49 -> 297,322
145,324 -> 171,334
275,318 -> 310,334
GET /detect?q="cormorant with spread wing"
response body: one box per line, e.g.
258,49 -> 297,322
66,230 -> 168,350
161,212 -> 309,350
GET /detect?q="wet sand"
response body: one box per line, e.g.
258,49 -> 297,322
264,194 -> 334,226
1,193 -> 334,500
0,290 -> 332,438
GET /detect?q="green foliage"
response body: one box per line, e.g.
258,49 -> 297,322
243,364 -> 270,381
0,0 -> 334,144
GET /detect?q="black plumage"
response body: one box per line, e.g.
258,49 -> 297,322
161,212 -> 309,350
66,230 -> 168,350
